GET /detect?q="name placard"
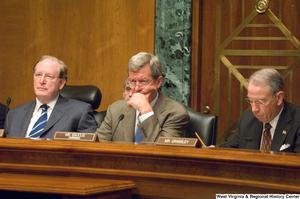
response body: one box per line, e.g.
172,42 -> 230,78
53,132 -> 99,142
0,129 -> 6,138
156,137 -> 200,147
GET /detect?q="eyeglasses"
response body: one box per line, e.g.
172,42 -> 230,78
128,78 -> 153,89
34,73 -> 60,82
245,97 -> 267,105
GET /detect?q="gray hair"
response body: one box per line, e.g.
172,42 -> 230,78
127,52 -> 162,79
123,76 -> 129,88
248,68 -> 284,96
34,55 -> 68,82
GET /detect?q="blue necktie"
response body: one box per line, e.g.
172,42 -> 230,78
135,113 -> 143,142
135,127 -> 143,143
28,104 -> 48,138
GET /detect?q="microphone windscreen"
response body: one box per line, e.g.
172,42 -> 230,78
7,97 -> 11,105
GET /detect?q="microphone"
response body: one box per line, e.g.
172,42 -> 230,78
3,97 -> 11,131
5,97 -> 11,119
110,114 -> 124,141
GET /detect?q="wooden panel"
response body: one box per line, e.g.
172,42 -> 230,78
191,0 -> 216,113
0,138 -> 300,198
0,173 -> 135,199
191,0 -> 300,143
0,0 -> 155,111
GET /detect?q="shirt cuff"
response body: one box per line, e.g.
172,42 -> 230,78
139,111 -> 154,122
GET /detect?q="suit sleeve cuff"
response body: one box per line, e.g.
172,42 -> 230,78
139,111 -> 154,123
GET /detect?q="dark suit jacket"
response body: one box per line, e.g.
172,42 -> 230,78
5,95 -> 98,138
220,100 -> 300,153
96,91 -> 190,142
0,103 -> 8,129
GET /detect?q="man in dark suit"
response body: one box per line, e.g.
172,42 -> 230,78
5,55 -> 98,138
0,103 -> 8,129
96,52 -> 189,142
220,69 -> 300,153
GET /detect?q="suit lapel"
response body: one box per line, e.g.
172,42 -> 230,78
20,101 -> 36,137
272,101 -> 291,151
152,90 -> 166,121
123,104 -> 136,142
248,119 -> 263,149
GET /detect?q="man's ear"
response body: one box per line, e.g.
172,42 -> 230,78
59,78 -> 67,90
156,76 -> 163,88
276,91 -> 284,105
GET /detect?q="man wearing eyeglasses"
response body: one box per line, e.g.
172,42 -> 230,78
96,52 -> 190,142
220,68 -> 300,153
5,55 -> 98,138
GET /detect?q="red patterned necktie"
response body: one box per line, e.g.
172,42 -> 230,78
261,123 -> 272,152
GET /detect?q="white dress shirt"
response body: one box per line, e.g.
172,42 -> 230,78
25,95 -> 59,137
260,105 -> 284,149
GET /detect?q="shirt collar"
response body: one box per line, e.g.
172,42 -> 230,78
266,104 -> 284,129
150,91 -> 159,108
35,95 -> 59,111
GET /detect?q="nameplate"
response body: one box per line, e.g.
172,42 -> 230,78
53,132 -> 99,142
0,129 -> 6,138
156,137 -> 200,147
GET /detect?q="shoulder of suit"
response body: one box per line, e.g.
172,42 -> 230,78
240,109 -> 255,120
59,97 -> 90,106
108,99 -> 128,111
284,100 -> 300,110
10,100 -> 35,110
111,99 -> 128,106
159,93 -> 188,113
283,101 -> 300,119
0,103 -> 7,112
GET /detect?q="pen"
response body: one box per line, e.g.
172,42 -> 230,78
195,132 -> 206,147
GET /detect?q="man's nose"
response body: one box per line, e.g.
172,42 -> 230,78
129,85 -> 138,97
251,103 -> 259,113
39,75 -> 46,83
134,83 -> 142,92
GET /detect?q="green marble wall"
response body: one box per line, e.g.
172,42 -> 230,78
155,0 -> 192,106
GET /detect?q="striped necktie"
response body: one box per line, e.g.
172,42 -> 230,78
261,123 -> 272,152
135,113 -> 143,142
28,104 -> 48,138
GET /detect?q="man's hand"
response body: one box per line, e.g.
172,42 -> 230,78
127,92 -> 153,115
208,145 -> 216,148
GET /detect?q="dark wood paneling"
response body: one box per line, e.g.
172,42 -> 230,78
192,0 -> 300,142
191,0 -> 216,113
0,0 -> 155,111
